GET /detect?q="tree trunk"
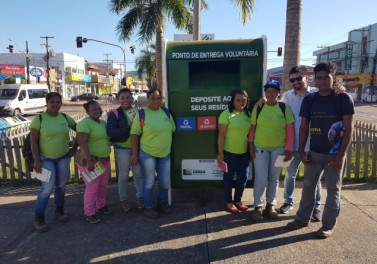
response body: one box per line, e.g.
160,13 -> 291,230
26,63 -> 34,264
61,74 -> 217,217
193,0 -> 201,40
282,0 -> 302,93
156,27 -> 164,97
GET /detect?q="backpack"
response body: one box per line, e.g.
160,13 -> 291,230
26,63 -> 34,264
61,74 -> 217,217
256,102 -> 286,122
138,106 -> 170,129
22,113 -> 68,171
107,108 -> 119,143
108,108 -> 120,119
106,108 -> 131,143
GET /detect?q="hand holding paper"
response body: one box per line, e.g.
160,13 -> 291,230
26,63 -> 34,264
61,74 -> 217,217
274,155 -> 293,168
218,161 -> 228,173
32,168 -> 52,183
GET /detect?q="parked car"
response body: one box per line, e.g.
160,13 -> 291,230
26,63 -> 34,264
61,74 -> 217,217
0,84 -> 49,116
98,94 -> 109,100
70,93 -> 99,102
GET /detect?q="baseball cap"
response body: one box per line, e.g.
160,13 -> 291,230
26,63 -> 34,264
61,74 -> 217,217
263,80 -> 281,91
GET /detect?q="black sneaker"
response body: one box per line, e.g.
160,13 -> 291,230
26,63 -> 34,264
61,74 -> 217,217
279,203 -> 293,214
55,207 -> 69,223
143,208 -> 159,219
286,220 -> 309,230
34,214 -> 48,233
96,205 -> 112,215
250,207 -> 263,221
316,227 -> 333,239
157,204 -> 171,214
86,215 -> 100,224
311,209 -> 322,222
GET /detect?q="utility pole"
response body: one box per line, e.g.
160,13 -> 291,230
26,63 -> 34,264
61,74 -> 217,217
103,54 -> 112,93
40,36 -> 54,90
117,63 -> 124,89
26,41 -> 30,84
103,54 -> 112,76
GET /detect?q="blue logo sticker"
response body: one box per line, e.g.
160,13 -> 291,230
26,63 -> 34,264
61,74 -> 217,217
177,117 -> 196,131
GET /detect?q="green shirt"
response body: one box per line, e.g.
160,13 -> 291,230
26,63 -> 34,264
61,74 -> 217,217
218,109 -> 251,154
251,103 -> 294,148
131,107 -> 176,158
77,117 -> 110,158
30,112 -> 76,159
114,107 -> 138,148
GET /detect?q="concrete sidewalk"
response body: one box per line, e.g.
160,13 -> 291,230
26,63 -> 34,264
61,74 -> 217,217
0,182 -> 376,264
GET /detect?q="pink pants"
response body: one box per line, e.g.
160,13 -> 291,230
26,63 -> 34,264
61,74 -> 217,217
80,159 -> 111,216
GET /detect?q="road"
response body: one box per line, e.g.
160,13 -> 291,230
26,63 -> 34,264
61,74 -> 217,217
353,102 -> 377,124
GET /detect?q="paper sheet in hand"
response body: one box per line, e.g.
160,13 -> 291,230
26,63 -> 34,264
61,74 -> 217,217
78,161 -> 105,183
274,155 -> 293,168
218,161 -> 228,173
32,168 -> 52,183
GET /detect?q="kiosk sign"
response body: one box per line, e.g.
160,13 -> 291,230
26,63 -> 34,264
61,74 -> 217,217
166,38 -> 266,187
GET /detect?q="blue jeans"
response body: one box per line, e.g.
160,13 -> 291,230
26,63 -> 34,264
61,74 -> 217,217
138,149 -> 171,209
284,151 -> 321,210
295,151 -> 343,229
253,146 -> 284,208
34,154 -> 71,215
223,151 -> 249,203
115,146 -> 143,201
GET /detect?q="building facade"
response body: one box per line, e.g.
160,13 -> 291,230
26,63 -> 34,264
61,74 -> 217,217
313,22 -> 377,102
0,52 -> 121,99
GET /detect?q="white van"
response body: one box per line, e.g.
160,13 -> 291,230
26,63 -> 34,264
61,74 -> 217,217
0,84 -> 49,116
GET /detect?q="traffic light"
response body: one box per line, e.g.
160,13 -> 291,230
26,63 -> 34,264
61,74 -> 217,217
130,45 -> 136,54
8,45 -> 13,53
76,36 -> 83,48
277,47 -> 282,56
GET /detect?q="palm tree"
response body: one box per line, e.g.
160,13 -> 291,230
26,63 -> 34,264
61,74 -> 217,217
230,0 -> 255,25
110,0 -> 255,94
281,0 -> 302,92
135,44 -> 157,89
109,0 -> 194,95
192,0 -> 255,38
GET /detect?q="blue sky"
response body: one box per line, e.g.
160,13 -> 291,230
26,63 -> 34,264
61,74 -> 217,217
1,0 -> 376,71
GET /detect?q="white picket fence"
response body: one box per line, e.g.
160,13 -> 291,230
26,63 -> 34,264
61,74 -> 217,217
0,119 -> 376,183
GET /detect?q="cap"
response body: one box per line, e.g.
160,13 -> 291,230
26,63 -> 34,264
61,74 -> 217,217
263,80 -> 281,91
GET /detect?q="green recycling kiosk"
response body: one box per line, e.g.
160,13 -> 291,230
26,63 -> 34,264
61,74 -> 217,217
166,38 -> 266,188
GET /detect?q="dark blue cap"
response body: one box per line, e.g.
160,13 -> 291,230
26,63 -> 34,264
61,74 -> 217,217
264,80 -> 281,91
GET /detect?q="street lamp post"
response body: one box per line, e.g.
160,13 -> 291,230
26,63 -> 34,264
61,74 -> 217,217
78,38 -> 127,86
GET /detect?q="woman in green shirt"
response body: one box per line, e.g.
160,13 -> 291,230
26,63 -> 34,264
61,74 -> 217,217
31,92 -> 77,232
131,88 -> 176,219
217,89 -> 251,213
77,100 -> 111,224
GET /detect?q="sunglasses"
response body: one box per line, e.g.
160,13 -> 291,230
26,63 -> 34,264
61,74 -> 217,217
289,76 -> 304,83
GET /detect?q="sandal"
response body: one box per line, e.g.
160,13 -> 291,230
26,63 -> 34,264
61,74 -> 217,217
234,202 -> 248,211
226,203 -> 239,213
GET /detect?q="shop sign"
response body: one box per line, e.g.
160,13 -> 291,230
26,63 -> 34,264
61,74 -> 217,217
30,67 -> 43,77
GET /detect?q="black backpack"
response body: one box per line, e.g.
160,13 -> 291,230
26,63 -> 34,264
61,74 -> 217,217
22,113 -> 68,171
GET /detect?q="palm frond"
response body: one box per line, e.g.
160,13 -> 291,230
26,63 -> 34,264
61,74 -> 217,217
230,0 -> 255,25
